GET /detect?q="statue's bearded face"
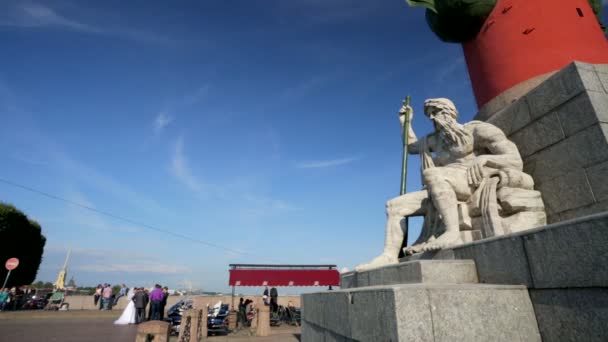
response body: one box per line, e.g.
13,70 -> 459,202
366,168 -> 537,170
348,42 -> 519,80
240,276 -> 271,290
425,107 -> 455,133
425,106 -> 472,148
426,109 -> 452,132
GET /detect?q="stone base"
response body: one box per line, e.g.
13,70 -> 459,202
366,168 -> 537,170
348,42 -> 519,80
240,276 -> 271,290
301,283 -> 540,342
397,212 -> 608,342
341,260 -> 478,289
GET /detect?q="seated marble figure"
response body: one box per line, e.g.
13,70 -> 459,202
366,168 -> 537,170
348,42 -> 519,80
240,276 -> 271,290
356,98 -> 546,272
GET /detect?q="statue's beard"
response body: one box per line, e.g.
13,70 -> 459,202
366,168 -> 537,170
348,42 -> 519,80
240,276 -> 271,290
434,116 -> 473,148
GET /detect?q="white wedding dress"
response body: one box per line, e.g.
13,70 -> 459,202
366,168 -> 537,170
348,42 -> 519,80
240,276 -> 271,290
114,289 -> 136,325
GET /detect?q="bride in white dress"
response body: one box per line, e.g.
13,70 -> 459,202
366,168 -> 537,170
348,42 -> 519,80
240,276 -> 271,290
114,288 -> 136,325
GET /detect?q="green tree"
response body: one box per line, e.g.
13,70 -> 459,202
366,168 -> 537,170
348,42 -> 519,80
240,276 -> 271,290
31,280 -> 44,288
0,203 -> 46,288
43,282 -> 53,289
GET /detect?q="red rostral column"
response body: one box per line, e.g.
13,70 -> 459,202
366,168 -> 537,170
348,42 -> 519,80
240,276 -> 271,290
463,0 -> 608,109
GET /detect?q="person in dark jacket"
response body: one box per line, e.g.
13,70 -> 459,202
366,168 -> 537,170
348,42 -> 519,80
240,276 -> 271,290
237,297 -> 246,327
160,287 -> 169,320
269,287 -> 278,313
133,288 -> 148,324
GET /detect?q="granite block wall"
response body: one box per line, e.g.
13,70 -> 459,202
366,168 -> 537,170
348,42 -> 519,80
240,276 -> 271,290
482,62 -> 608,224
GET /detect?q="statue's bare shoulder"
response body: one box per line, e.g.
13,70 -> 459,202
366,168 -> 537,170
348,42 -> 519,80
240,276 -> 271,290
464,121 -> 507,146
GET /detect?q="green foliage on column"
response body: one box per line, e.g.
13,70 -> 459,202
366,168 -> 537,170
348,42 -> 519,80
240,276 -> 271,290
406,0 -> 604,43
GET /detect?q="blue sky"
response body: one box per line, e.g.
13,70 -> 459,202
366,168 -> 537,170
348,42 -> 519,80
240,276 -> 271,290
1,0 -> 606,293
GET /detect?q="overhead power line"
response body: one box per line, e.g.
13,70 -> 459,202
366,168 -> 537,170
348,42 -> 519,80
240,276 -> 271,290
0,177 -> 271,260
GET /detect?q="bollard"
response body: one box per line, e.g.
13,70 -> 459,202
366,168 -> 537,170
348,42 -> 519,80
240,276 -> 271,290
228,310 -> 237,330
135,321 -> 170,342
256,303 -> 270,337
177,297 -> 208,342
192,297 -> 208,340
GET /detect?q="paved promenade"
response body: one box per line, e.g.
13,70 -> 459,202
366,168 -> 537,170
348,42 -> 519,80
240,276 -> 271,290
0,311 -> 300,342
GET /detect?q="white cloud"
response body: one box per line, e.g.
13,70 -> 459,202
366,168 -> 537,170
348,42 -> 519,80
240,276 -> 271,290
296,156 -> 358,169
183,85 -> 210,106
0,78 -> 171,218
154,112 -> 173,133
171,136 -> 203,192
64,191 -> 142,234
6,3 -> 101,32
0,2 -> 174,44
46,245 -> 190,275
280,75 -> 330,103
75,263 -> 189,274
240,194 -> 296,217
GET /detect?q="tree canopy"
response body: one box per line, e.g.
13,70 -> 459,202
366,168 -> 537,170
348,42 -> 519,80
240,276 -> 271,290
0,203 -> 46,288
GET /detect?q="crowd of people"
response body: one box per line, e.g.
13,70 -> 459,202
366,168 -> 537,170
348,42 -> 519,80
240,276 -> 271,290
0,286 -> 39,311
113,284 -> 169,325
235,286 -> 298,328
236,297 -> 255,327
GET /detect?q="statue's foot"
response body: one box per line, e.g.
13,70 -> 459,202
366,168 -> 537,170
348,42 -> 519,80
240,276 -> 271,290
404,243 -> 426,255
405,236 -> 437,255
422,231 -> 463,252
355,254 -> 398,272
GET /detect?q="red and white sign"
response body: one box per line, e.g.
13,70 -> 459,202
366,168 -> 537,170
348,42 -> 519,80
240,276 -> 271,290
5,258 -> 19,271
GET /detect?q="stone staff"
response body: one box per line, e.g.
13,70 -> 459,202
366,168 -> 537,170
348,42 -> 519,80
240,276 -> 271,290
399,95 -> 412,256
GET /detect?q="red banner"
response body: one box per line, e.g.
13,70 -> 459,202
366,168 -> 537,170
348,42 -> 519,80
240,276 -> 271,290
229,269 -> 340,287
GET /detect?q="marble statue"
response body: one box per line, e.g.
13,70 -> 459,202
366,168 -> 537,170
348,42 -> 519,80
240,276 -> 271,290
356,98 -> 546,272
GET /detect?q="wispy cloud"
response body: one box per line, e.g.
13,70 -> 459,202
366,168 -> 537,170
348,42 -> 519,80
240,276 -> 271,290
45,245 -> 190,275
275,0 -> 385,25
183,85 -> 211,106
171,136 -> 203,192
241,194 -> 296,215
0,2 -> 174,44
65,191 -> 141,234
296,156 -> 359,169
433,55 -> 466,85
280,75 -> 331,103
0,110 -> 170,218
154,112 -> 173,134
76,263 -> 189,274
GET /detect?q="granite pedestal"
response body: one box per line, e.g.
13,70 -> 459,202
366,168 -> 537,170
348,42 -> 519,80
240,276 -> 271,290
302,259 -> 541,342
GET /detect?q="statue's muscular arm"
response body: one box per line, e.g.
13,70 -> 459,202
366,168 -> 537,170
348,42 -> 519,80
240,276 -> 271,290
471,122 -> 523,171
399,105 -> 436,155
406,132 -> 436,155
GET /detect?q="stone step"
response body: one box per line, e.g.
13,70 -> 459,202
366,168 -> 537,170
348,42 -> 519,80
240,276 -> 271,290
302,283 -> 541,342
341,260 -> 478,289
